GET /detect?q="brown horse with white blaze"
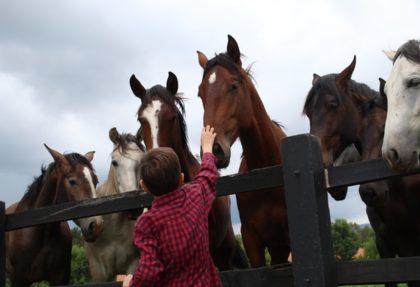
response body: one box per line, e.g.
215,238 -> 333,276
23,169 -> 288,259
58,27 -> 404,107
130,71 -> 248,270
6,145 -> 103,287
197,35 -> 289,267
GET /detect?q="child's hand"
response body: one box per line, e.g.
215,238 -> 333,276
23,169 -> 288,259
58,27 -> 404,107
201,125 -> 217,154
121,274 -> 133,287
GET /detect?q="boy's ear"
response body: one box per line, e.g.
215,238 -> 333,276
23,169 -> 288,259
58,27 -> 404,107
139,179 -> 149,192
179,173 -> 184,187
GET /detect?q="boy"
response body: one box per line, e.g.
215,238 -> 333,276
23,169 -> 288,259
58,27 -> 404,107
123,125 -> 222,287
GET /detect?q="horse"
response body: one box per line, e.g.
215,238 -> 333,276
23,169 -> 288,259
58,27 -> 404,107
196,35 -> 289,267
6,145 -> 104,287
130,71 -> 248,270
84,128 -> 145,282
381,39 -> 420,171
303,57 -> 420,286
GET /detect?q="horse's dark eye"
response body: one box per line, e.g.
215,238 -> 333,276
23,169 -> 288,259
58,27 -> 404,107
228,84 -> 238,92
111,160 -> 118,167
329,102 -> 338,109
68,178 -> 77,186
407,78 -> 420,88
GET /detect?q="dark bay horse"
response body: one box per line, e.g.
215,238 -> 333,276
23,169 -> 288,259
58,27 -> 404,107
130,71 -> 248,270
197,35 -> 289,267
303,57 -> 420,286
6,145 -> 104,287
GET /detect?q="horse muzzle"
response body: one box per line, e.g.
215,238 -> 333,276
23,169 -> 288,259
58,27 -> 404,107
212,142 -> 231,168
80,216 -> 104,242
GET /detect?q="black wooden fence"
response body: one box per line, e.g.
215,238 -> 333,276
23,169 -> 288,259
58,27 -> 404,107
2,134 -> 420,286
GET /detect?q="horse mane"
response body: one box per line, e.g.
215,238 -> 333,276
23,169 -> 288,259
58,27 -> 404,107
113,133 -> 145,155
20,153 -> 95,206
303,74 -> 378,116
395,39 -> 420,64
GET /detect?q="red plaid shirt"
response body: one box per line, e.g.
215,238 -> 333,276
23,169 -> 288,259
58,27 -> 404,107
130,153 -> 222,287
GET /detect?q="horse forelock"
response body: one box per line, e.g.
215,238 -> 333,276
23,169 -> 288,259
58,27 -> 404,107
203,53 -> 248,81
113,133 -> 145,155
303,74 -> 377,116
395,39 -> 420,65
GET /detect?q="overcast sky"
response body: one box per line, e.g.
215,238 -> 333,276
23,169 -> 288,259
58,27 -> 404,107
1,0 -> 419,230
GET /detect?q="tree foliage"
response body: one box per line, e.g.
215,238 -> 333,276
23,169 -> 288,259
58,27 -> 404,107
331,219 -> 361,261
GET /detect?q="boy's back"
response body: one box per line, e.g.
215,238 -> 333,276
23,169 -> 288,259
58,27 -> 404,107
127,126 -> 222,287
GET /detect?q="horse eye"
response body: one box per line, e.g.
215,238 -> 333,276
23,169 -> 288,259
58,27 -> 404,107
407,78 -> 420,88
111,160 -> 118,167
228,84 -> 238,92
329,102 -> 338,109
68,178 -> 77,186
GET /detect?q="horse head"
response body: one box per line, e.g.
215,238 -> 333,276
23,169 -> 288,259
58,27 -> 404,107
382,39 -> 420,171
108,127 -> 144,194
44,145 -> 104,243
197,35 -> 257,168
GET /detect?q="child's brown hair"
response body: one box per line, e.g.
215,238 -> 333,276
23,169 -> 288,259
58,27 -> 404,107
139,147 -> 181,196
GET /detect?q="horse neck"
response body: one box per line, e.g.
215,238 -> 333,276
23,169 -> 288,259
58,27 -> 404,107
33,171 -> 60,208
239,86 -> 285,169
170,139 -> 200,182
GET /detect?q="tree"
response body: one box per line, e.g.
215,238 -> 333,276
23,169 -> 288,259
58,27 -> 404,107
331,219 -> 361,261
70,227 -> 91,284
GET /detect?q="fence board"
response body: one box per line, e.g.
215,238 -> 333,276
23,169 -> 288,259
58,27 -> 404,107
337,257 -> 420,285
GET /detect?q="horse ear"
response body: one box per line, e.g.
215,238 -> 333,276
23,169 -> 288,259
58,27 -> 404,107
227,35 -> 242,65
166,72 -> 178,95
130,74 -> 146,101
379,78 -> 387,109
336,55 -> 356,90
383,50 -> 396,62
197,51 -> 208,69
109,127 -> 121,144
44,144 -> 71,173
84,151 -> 95,162
312,73 -> 321,86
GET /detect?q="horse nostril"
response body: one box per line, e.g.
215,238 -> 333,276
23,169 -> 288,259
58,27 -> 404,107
213,143 -> 222,156
88,221 -> 96,233
388,148 -> 400,163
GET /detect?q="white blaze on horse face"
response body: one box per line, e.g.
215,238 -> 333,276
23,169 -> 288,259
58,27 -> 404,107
383,55 -> 420,169
209,72 -> 217,84
83,167 -> 97,198
142,100 -> 162,149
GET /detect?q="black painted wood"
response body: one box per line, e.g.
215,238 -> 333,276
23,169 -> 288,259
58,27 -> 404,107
6,190 -> 152,231
337,257 -> 420,285
0,202 -> 5,287
327,158 -> 419,189
282,134 -> 337,287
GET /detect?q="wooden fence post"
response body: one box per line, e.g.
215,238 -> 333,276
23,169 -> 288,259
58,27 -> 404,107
282,134 -> 336,287
0,201 -> 5,286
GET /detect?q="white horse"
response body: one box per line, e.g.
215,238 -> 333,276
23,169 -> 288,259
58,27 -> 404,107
382,39 -> 420,171
84,127 -> 145,282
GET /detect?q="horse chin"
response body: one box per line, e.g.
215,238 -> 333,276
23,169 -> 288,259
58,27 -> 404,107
216,156 -> 230,169
80,217 -> 104,243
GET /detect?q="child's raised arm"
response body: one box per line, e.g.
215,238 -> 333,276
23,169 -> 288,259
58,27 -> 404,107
201,125 -> 217,154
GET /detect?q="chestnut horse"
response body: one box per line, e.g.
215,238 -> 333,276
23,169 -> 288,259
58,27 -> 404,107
303,57 -> 420,286
84,128 -> 144,282
6,145 -> 104,287
130,71 -> 248,270
197,35 -> 289,267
